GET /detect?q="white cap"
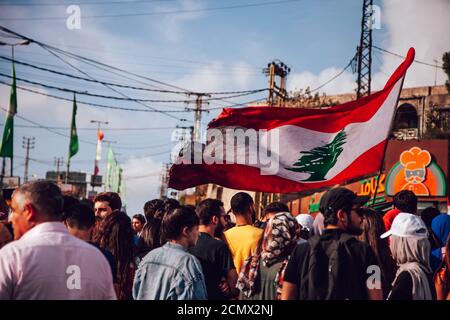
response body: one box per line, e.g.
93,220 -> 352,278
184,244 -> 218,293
380,212 -> 428,239
296,214 -> 314,231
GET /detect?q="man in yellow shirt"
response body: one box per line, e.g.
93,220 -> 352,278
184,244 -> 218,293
224,192 -> 263,274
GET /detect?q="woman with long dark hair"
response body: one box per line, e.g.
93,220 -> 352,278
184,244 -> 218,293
136,217 -> 162,263
357,207 -> 397,299
93,211 -> 136,300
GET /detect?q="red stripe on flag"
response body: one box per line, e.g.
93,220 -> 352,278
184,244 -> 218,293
168,48 -> 415,193
169,141 -> 386,192
209,48 -> 415,132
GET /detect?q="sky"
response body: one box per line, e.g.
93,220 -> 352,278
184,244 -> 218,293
0,0 -> 449,215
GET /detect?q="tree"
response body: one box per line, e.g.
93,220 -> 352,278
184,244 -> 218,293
286,130 -> 347,181
443,51 -> 450,94
423,102 -> 450,139
286,87 -> 338,108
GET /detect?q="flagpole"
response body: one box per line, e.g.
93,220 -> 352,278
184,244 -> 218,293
371,76 -> 406,207
65,157 -> 70,184
0,158 -> 5,189
10,45 -> 13,178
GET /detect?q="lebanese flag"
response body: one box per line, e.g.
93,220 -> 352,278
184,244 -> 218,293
169,48 -> 415,193
94,128 -> 104,176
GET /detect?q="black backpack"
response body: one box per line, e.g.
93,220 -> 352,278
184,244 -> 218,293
299,232 -> 360,300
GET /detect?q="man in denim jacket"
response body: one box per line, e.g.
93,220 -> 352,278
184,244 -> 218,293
133,206 -> 207,300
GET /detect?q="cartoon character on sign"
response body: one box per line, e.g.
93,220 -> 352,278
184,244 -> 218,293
399,147 -> 431,196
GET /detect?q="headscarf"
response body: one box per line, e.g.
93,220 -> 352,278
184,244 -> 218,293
430,214 -> 450,271
389,235 -> 433,300
237,212 -> 300,298
296,214 -> 314,231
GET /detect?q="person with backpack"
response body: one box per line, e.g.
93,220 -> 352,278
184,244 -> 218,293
281,187 -> 383,300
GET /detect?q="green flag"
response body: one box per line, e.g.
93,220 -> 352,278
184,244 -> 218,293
105,146 -> 115,190
0,62 -> 17,158
117,167 -> 123,192
68,94 -> 79,159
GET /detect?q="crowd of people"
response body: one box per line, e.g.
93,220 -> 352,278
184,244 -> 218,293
0,180 -> 449,300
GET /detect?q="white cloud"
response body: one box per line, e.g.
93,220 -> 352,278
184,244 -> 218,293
373,0 -> 450,89
287,0 -> 450,96
157,0 -> 205,42
121,155 -> 163,215
287,67 -> 356,96
174,60 -> 256,92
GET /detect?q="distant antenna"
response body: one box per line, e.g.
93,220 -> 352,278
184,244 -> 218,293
356,0 -> 373,98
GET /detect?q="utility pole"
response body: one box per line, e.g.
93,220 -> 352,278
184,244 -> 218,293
54,157 -> 64,182
185,93 -> 210,143
356,0 -> 373,98
261,60 -> 290,213
263,60 -> 291,107
22,137 -> 35,183
433,59 -> 438,86
185,93 -> 210,205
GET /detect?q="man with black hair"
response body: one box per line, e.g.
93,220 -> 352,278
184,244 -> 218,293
224,192 -> 263,273
189,199 -> 238,299
93,192 -> 122,219
383,190 -> 418,232
0,181 -> 116,299
133,205 -> 207,300
254,201 -> 290,229
282,187 -> 382,300
63,202 -> 117,285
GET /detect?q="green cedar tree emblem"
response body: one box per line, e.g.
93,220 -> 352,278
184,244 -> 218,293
286,130 -> 347,182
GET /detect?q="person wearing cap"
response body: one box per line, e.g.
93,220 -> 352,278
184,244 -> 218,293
296,214 -> 314,244
282,187 -> 382,300
383,190 -> 417,233
381,213 -> 436,300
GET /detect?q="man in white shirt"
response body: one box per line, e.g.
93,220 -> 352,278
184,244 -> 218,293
0,181 -> 116,300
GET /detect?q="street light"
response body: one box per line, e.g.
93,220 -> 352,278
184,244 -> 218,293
0,39 -> 31,60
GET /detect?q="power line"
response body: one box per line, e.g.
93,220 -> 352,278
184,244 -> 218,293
0,43 -> 261,72
373,45 -> 444,69
206,97 -> 268,110
0,25 -> 217,97
0,55 -> 264,93
0,0 -> 176,6
0,105 -> 97,146
0,0 -> 303,21
2,27 -> 193,121
0,71 -> 266,102
307,57 -> 356,93
0,80 -> 190,113
3,123 -> 176,131
38,44 -> 188,121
